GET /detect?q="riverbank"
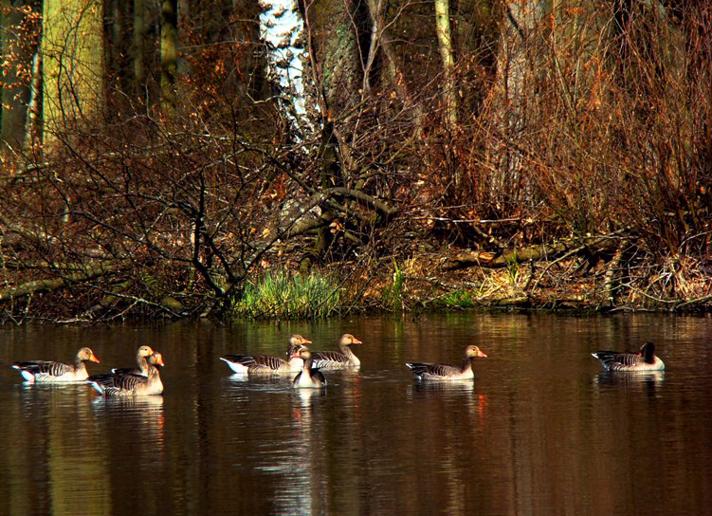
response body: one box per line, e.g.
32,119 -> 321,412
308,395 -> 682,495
1,232 -> 710,324
342,247 -> 712,315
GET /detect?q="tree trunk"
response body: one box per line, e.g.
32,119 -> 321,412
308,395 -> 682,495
490,0 -> 546,204
41,0 -> 105,148
1,0 -> 34,162
23,48 -> 41,154
132,0 -> 145,95
160,0 -> 178,112
301,0 -> 365,257
435,0 -> 458,128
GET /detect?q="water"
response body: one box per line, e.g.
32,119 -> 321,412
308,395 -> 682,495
0,313 -> 710,515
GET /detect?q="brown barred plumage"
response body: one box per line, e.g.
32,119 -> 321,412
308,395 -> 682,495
89,352 -> 164,396
12,347 -> 100,383
220,334 -> 311,375
591,342 -> 664,371
310,334 -> 363,370
405,345 -> 488,381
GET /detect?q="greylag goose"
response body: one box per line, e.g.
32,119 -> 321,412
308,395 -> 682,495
110,345 -> 155,376
406,345 -> 488,381
591,341 -> 665,371
220,334 -> 312,375
12,347 -> 101,383
88,352 -> 165,396
293,349 -> 327,389
311,334 -> 363,370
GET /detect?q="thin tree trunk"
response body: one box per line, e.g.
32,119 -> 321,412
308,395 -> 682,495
23,49 -> 42,154
132,0 -> 145,95
435,0 -> 458,128
1,0 -> 32,161
160,0 -> 178,112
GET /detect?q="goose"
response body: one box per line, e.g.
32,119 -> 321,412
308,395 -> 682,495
110,345 -> 155,376
88,352 -> 165,396
405,345 -> 488,381
12,347 -> 101,383
591,341 -> 665,371
311,334 -> 363,370
293,348 -> 327,389
219,334 -> 312,375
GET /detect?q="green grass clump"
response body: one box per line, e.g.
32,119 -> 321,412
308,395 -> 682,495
233,270 -> 341,319
382,260 -> 405,311
438,289 -> 476,309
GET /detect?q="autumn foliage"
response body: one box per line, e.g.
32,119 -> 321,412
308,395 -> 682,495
0,1 -> 710,321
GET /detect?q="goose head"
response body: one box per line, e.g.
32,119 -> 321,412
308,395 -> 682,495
465,345 -> 488,359
298,348 -> 313,362
137,345 -> 154,358
640,342 -> 656,363
339,334 -> 363,347
77,347 -> 101,364
287,334 -> 312,356
290,334 -> 312,346
148,352 -> 165,368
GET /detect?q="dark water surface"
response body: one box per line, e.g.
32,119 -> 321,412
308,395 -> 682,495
0,313 -> 711,515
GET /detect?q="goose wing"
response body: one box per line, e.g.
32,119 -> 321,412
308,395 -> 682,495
591,351 -> 641,370
88,371 -> 147,395
252,354 -> 287,371
13,360 -> 73,378
111,367 -> 143,376
311,351 -> 348,368
406,362 -> 460,378
221,355 -> 258,367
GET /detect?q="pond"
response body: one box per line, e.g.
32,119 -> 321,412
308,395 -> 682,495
0,313 -> 711,515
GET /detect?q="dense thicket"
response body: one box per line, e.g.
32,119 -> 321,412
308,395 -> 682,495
0,0 -> 710,321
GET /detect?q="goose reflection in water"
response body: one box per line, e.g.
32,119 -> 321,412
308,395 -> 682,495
275,377 -> 327,515
411,378 -> 476,393
594,370 -> 665,397
91,394 -> 166,453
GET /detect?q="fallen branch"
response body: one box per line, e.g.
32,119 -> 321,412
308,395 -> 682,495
0,262 -> 119,302
447,230 -> 628,270
672,293 -> 712,311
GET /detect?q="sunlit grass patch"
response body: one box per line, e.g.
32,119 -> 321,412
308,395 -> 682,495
437,289 -> 476,309
381,260 -> 405,311
232,270 -> 341,319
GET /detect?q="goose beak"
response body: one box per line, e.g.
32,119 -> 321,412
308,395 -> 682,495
352,337 -> 363,345
302,338 -> 312,344
91,355 -> 101,364
476,350 -> 488,358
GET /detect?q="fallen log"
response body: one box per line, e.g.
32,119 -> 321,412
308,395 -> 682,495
0,262 -> 119,302
447,231 -> 627,270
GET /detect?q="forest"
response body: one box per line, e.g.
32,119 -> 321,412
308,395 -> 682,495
0,0 -> 710,322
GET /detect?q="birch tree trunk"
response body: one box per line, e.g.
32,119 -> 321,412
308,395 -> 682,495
41,0 -> 105,148
435,0 -> 458,128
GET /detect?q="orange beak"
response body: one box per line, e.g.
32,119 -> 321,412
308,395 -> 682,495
476,349 -> 488,358
352,337 -> 363,344
156,356 -> 165,367
302,338 -> 312,344
91,355 -> 101,364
